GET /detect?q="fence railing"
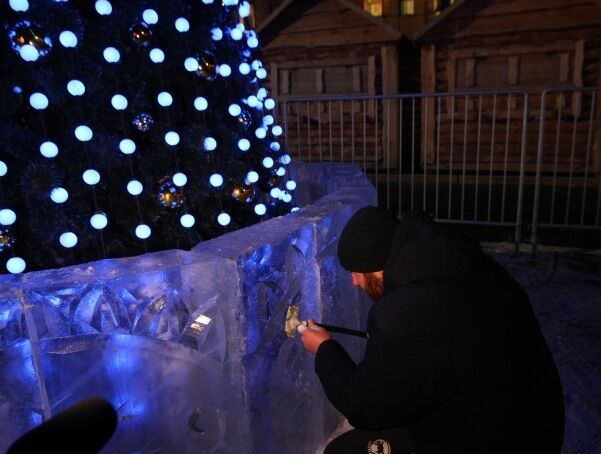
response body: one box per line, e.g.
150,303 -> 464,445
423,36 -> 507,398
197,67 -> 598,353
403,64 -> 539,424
277,87 -> 601,252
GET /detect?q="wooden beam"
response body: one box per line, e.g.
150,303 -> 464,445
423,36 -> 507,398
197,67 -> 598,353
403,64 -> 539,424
559,52 -> 570,83
280,69 -> 290,95
508,56 -> 519,85
446,57 -> 456,114
573,39 -> 585,117
270,63 -> 279,96
367,54 -> 377,116
315,68 -> 324,93
421,45 -> 436,165
382,45 -> 399,168
449,42 -> 576,60
352,66 -> 362,93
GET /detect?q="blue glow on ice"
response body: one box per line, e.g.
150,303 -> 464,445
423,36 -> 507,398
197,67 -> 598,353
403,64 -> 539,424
119,139 -> 136,154
67,80 -> 85,96
50,187 -> 69,203
149,48 -> 165,63
30,93 -> 49,110
83,169 -> 100,185
0,209 -> 16,225
6,257 -> 26,274
59,31 -> 78,47
135,224 -> 151,239
40,141 -> 59,158
59,232 -> 78,248
175,18 -> 189,32
75,125 -> 93,142
143,9 -> 158,25
127,180 -> 143,195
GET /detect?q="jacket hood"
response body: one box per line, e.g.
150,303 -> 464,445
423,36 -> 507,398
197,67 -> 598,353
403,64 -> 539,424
384,211 -> 484,292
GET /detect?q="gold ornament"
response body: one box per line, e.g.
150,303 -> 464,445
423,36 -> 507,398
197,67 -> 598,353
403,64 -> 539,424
0,228 -> 15,252
130,22 -> 152,47
238,109 -> 252,129
197,52 -> 217,81
158,177 -> 186,209
231,183 -> 253,202
132,113 -> 154,132
9,20 -> 52,58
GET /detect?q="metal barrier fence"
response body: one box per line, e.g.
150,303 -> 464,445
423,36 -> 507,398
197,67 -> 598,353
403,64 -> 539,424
277,88 -> 601,251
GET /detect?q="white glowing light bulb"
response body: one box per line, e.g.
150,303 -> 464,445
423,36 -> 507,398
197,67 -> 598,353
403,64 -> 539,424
175,18 -> 190,32
119,139 -> 136,154
6,257 -> 26,274
276,167 -> 286,177
211,28 -> 223,41
184,57 -> 198,72
135,224 -> 151,239
180,214 -> 195,228
286,180 -> 297,191
165,131 -> 180,146
264,98 -> 276,110
255,128 -> 267,139
209,174 -> 223,187
9,0 -> 29,12
29,93 -> 49,110
173,172 -> 187,186
95,0 -> 112,15
149,48 -> 165,63
83,169 -> 100,185
59,232 -> 78,248
254,204 -> 266,215
271,142 -> 281,151
127,180 -> 143,196
203,137 -> 217,151
157,92 -> 173,107
239,63 -> 251,75
239,1 -> 251,18
74,125 -> 93,142
230,28 -> 243,40
272,125 -> 283,136
50,187 -> 68,204
111,94 -> 128,110
0,209 -> 16,225
194,97 -> 208,111
143,9 -> 158,24
218,64 -> 232,77
257,68 -> 268,79
103,47 -> 120,63
20,45 -> 39,61
59,31 -> 78,48
270,188 -> 282,198
280,154 -> 292,164
67,80 -> 85,96
217,212 -> 231,226
228,104 -> 241,116
282,193 -> 292,203
238,139 -> 250,151
40,141 -> 59,158
262,157 -> 274,168
0,161 -> 6,177
247,95 -> 258,107
246,171 -> 259,183
90,213 -> 108,230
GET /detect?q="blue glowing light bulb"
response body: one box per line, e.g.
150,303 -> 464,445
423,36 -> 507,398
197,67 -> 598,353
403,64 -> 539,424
0,209 -> 17,225
239,1 -> 251,18
40,141 -> 59,158
239,63 -> 251,75
246,171 -> 259,183
203,137 -> 217,151
218,64 -> 232,77
184,57 -> 198,72
50,187 -> 69,203
209,174 -> 223,187
270,188 -> 282,199
194,97 -> 208,111
254,203 -> 266,215
180,214 -> 195,228
10,0 -> 29,12
175,18 -> 190,32
217,212 -> 231,226
0,161 -> 7,177
255,128 -> 267,139
157,92 -> 173,106
67,80 -> 85,96
228,104 -> 241,116
6,257 -> 26,274
95,0 -> 112,15
280,154 -> 292,164
165,131 -> 180,146
103,47 -> 120,63
59,232 -> 78,248
74,125 -> 93,142
230,28 -> 243,40
143,9 -> 158,24
276,166 -> 286,176
59,30 -> 78,48
262,157 -> 274,168
119,138 -> 136,154
149,48 -> 165,63
83,169 -> 100,185
127,180 -> 143,195
264,98 -> 276,110
211,28 -> 223,41
238,139 -> 251,151
20,45 -> 39,61
29,93 -> 49,110
173,173 -> 187,186
135,224 -> 151,239
111,94 -> 128,110
272,125 -> 283,136
282,193 -> 292,203
286,180 -> 297,191
90,213 -> 108,230
271,141 -> 281,151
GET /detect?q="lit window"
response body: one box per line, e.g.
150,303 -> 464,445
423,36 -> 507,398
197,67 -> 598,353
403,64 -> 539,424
401,0 -> 415,15
363,0 -> 382,17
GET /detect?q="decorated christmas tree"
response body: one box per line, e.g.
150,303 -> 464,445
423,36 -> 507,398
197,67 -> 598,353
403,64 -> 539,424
0,0 -> 296,274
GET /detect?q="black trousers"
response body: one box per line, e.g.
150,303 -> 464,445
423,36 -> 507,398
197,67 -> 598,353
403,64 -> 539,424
324,427 -> 416,454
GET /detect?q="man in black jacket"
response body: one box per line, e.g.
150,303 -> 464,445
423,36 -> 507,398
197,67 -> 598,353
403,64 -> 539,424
298,207 -> 564,453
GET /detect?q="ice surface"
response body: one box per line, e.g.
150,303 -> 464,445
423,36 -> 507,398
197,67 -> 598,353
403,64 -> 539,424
0,163 -> 376,453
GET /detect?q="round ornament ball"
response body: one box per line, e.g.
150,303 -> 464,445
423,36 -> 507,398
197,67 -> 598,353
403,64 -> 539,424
158,177 -> 186,209
9,20 -> 52,60
230,183 -> 253,203
197,52 -> 218,81
0,227 -> 16,252
132,113 -> 154,132
238,109 -> 252,129
130,22 -> 152,46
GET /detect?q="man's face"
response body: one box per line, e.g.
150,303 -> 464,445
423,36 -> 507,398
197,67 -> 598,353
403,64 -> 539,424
351,271 -> 384,302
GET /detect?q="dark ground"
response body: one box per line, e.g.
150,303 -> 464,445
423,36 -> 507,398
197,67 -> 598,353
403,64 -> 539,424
485,242 -> 601,454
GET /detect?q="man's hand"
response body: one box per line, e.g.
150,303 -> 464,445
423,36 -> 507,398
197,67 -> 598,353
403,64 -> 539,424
297,319 -> 332,355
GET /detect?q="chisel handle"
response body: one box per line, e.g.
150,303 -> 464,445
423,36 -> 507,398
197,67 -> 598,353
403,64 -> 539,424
314,322 -> 367,338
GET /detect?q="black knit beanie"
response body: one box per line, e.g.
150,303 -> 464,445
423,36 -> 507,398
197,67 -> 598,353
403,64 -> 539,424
337,206 -> 400,272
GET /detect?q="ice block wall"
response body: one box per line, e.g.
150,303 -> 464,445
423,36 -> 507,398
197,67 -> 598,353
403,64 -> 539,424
0,163 -> 376,453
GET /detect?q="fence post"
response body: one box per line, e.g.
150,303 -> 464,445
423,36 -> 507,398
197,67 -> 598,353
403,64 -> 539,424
530,90 -> 548,255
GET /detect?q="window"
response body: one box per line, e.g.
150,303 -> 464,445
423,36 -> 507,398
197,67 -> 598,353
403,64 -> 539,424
363,0 -> 383,17
401,0 -> 415,15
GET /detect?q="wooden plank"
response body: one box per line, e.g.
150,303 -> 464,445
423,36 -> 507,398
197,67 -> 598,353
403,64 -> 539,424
267,25 -> 399,49
382,45 -> 399,169
270,63 -> 279,96
464,58 -> 476,87
352,66 -> 362,93
280,69 -> 290,95
559,52 -> 570,83
421,45 -> 436,165
595,52 -> 601,173
275,56 -> 371,69
508,56 -> 519,85
446,57 -> 456,114
367,54 -> 376,116
573,40 -> 584,116
453,0 -> 596,18
315,68 -> 324,93
449,42 -> 576,59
